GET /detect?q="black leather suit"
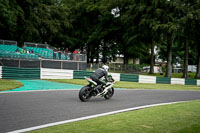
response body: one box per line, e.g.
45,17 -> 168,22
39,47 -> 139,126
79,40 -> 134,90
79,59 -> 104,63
90,68 -> 108,86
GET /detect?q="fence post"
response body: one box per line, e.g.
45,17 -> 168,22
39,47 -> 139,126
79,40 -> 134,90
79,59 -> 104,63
19,60 -> 21,68
61,61 -> 63,69
77,62 -> 79,70
40,59 -> 42,68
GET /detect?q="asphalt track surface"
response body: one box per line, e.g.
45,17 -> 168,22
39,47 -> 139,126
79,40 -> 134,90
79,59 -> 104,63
1,89 -> 200,133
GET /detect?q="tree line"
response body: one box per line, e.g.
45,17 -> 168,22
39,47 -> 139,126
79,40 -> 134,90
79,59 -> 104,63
0,0 -> 200,78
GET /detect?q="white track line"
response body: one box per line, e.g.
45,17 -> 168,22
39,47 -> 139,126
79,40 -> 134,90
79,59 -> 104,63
8,101 -> 188,133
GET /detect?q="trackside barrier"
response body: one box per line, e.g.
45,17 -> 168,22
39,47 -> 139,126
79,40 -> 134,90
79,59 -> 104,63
41,68 -> 73,79
1,67 -> 200,86
171,78 -> 185,85
2,66 -> 40,79
185,79 -> 197,85
139,75 -> 156,83
0,66 -> 2,78
110,73 -> 120,81
156,77 -> 171,84
120,74 -> 139,82
73,70 -> 93,79
197,80 -> 200,86
73,71 -> 120,81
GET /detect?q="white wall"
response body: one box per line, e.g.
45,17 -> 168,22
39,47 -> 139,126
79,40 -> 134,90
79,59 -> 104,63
139,75 -> 156,84
197,80 -> 200,86
109,73 -> 120,81
0,66 -> 2,79
41,68 -> 73,79
171,78 -> 185,85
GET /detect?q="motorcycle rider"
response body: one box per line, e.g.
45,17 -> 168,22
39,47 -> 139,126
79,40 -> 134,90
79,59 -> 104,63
90,65 -> 109,92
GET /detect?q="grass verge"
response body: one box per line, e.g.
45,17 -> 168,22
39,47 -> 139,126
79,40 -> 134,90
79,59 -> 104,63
30,100 -> 200,133
0,79 -> 23,91
47,79 -> 200,91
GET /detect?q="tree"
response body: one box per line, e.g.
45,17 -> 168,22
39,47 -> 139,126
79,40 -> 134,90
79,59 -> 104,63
196,42 -> 200,78
178,0 -> 198,78
0,0 -> 71,46
0,0 -> 21,40
156,0 -> 179,78
194,4 -> 200,78
114,0 -> 151,65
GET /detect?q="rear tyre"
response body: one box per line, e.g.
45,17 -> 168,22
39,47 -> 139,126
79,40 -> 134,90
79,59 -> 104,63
104,87 -> 114,99
79,86 -> 92,102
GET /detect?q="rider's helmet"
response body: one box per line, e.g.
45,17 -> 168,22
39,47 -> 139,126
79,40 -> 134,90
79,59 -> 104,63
102,65 -> 109,72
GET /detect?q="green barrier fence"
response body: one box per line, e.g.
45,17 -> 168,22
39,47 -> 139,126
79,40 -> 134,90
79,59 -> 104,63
1,67 -> 199,86
120,73 -> 139,82
185,79 -> 197,85
73,70 -> 93,79
156,77 -> 171,84
2,66 -> 40,79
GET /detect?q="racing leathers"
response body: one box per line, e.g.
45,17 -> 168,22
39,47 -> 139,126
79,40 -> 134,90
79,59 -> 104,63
90,68 -> 108,92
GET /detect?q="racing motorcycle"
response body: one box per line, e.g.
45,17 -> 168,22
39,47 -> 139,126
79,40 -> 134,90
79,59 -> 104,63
79,75 -> 115,102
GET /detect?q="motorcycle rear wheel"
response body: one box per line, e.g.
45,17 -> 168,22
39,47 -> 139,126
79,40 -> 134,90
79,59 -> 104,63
79,86 -> 92,102
104,87 -> 114,99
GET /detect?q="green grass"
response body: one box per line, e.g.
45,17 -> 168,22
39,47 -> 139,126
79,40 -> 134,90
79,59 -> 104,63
30,100 -> 200,133
0,79 -> 24,91
47,79 -> 200,91
172,73 -> 197,79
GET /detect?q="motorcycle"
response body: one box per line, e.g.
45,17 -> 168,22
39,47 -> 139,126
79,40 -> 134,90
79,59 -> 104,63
79,75 -> 115,102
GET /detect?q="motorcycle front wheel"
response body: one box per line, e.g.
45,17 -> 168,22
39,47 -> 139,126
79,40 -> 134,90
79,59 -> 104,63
79,86 -> 92,102
104,87 -> 114,99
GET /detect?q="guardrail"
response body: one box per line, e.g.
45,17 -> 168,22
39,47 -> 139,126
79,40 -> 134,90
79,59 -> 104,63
2,66 -> 40,79
0,68 -> 199,86
41,68 -> 73,79
0,39 -> 17,45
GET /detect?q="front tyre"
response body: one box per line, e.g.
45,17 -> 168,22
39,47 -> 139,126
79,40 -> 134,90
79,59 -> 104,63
79,86 -> 92,102
104,87 -> 114,99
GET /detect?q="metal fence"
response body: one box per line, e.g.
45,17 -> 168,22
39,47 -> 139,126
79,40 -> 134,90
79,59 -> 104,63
87,63 -> 143,73
0,39 -> 17,46
0,58 -> 87,70
24,42 -> 49,48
